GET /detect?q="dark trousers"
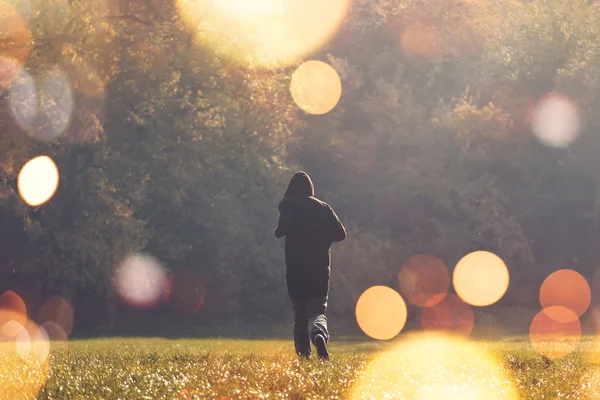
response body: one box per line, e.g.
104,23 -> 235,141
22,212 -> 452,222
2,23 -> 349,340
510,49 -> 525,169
291,295 -> 329,357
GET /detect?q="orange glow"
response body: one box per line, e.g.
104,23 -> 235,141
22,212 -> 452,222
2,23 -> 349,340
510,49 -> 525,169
18,156 -> 60,206
355,286 -> 407,340
38,295 -> 74,337
290,60 -> 342,115
178,0 -> 349,65
349,333 -> 518,399
529,306 -> 581,358
420,294 -> 474,337
0,2 -> 31,64
453,251 -> 510,306
0,291 -> 27,338
398,253 -> 450,307
164,269 -> 205,318
539,269 -> 590,322
0,56 -> 21,88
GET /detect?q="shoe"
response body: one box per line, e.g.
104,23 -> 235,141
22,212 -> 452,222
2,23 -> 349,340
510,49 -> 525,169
313,334 -> 330,360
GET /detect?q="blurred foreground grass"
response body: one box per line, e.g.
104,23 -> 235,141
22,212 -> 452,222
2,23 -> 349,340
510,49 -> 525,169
2,336 -> 598,399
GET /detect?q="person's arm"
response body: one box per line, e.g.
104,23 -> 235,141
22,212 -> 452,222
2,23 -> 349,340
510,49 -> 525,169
274,199 -> 293,238
328,205 -> 346,242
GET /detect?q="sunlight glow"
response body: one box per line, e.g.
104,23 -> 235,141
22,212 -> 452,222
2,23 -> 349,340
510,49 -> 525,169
349,333 -> 518,399
355,286 -> 407,341
398,253 -> 450,307
420,294 -> 474,337
114,254 -> 166,309
530,93 -> 582,148
178,0 -> 349,65
453,251 -> 510,307
18,156 -> 60,207
290,61 -> 342,115
539,269 -> 590,322
529,306 -> 581,359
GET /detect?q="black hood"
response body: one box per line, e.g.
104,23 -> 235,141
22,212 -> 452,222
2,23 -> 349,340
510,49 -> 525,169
284,171 -> 314,198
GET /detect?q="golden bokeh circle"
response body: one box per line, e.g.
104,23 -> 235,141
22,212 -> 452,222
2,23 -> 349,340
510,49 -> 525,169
453,251 -> 510,306
355,286 -> 407,341
18,156 -> 60,206
529,306 -> 581,359
539,269 -> 590,321
290,60 -> 342,115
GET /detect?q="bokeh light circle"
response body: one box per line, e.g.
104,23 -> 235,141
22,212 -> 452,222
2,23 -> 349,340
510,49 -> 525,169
290,60 -> 342,115
398,253 -> 450,307
8,66 -> 39,131
164,269 -> 206,317
18,155 -> 60,206
539,269 -> 590,322
37,295 -> 74,337
35,67 -> 74,142
420,294 -> 474,337
529,306 -> 581,359
350,333 -> 518,399
178,0 -> 349,65
0,1 -> 31,64
114,254 -> 166,309
530,93 -> 582,148
355,286 -> 407,340
453,251 -> 510,306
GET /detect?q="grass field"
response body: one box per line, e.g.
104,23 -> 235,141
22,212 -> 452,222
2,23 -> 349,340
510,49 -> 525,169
4,336 -> 600,399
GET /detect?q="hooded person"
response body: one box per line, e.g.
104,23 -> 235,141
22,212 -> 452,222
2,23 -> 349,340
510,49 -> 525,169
274,171 -> 346,359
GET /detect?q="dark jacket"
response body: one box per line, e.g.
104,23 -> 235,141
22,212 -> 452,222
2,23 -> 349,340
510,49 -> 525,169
275,172 -> 346,301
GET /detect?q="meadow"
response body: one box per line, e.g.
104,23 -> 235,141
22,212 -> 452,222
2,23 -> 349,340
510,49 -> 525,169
1,336 -> 595,399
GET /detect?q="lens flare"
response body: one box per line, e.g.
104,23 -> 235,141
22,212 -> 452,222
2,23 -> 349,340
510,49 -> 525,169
114,254 -> 166,309
178,0 -> 349,65
453,251 -> 510,307
0,317 -> 50,398
355,286 -> 407,340
290,60 -> 342,115
18,155 -> 60,207
420,294 -> 474,337
164,269 -> 205,318
37,295 -> 74,338
529,306 -> 581,359
349,333 -> 518,399
530,93 -> 582,148
540,269 -> 590,322
0,1 -> 31,64
398,253 -> 450,307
